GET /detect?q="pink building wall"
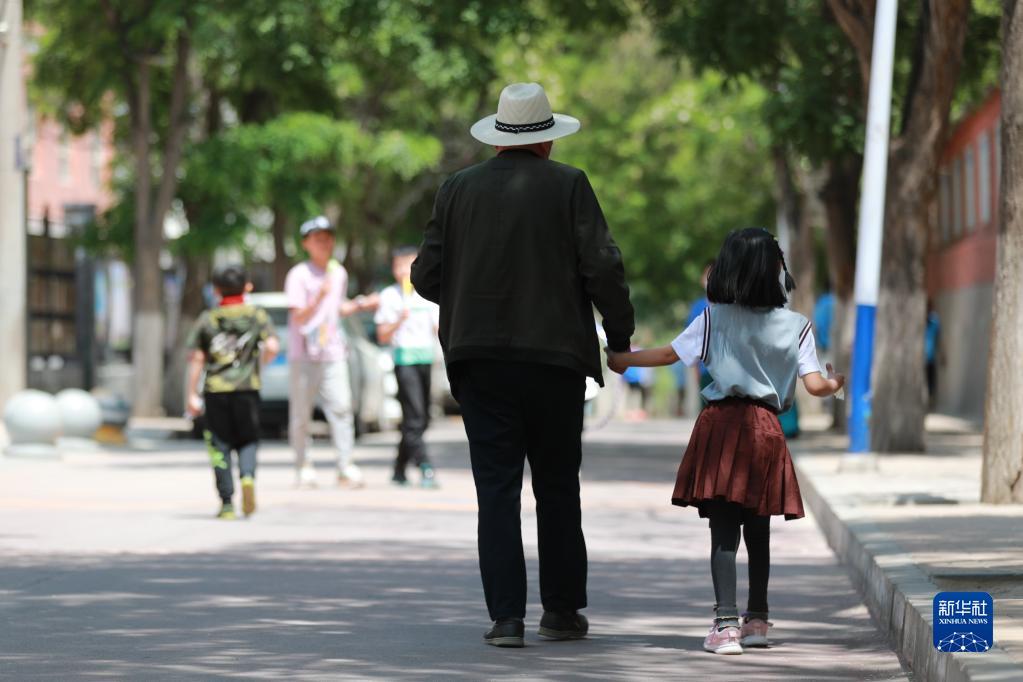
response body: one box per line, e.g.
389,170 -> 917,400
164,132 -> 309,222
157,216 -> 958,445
27,116 -> 115,230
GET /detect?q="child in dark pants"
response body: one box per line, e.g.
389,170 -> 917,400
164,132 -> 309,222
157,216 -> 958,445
375,246 -> 441,488
607,228 -> 845,655
186,265 -> 279,519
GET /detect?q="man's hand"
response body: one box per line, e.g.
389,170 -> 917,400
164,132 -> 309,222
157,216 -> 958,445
605,348 -> 627,375
186,392 -> 204,418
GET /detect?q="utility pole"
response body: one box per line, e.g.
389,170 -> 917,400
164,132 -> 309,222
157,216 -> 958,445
0,0 -> 28,414
848,0 -> 897,454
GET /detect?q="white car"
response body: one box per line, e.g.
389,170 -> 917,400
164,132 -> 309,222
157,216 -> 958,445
246,292 -> 400,437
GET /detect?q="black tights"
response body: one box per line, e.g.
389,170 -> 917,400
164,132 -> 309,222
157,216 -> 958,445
706,499 -> 771,624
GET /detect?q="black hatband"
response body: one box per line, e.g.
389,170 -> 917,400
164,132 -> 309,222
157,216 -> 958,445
494,117 -> 555,134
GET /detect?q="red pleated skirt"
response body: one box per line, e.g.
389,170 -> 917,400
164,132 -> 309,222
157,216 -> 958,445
672,398 -> 805,520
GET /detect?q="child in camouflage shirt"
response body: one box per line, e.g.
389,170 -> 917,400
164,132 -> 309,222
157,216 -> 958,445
186,265 -> 279,519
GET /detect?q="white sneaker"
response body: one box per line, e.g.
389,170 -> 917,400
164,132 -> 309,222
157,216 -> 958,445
338,463 -> 365,488
297,463 -> 318,488
703,623 -> 743,655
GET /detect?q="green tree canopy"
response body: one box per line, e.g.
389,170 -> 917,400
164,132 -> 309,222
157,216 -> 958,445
496,23 -> 774,324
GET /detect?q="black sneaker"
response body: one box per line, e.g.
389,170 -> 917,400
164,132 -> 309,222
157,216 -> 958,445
484,618 -> 525,648
538,611 -> 588,640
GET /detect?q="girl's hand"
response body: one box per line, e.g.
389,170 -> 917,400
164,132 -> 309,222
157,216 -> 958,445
825,363 -> 846,394
802,363 -> 846,398
605,348 -> 627,375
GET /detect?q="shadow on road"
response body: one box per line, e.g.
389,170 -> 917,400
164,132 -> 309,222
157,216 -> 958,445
0,540 -> 904,680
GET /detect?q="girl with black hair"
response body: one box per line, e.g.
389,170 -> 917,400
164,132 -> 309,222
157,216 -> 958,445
606,228 -> 845,655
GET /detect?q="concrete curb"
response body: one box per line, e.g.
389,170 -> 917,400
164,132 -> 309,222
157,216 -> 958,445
795,460 -> 1022,682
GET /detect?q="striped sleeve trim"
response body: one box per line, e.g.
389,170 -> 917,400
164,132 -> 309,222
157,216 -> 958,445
799,320 -> 813,347
700,308 -> 711,363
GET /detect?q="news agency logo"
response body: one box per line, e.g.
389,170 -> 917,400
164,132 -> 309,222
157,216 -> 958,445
933,592 -> 993,653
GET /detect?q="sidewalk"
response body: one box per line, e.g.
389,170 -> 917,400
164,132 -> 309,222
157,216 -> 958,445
0,418 -> 906,680
792,414 -> 1023,682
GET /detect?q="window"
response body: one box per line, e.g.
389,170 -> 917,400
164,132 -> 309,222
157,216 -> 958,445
978,131 -> 992,226
952,156 -> 963,238
58,129 -> 70,184
91,133 -> 103,187
995,121 -> 1002,206
939,170 -> 952,243
964,146 -> 976,232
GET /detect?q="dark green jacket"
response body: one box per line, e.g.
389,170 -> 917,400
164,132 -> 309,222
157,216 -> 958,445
411,149 -> 634,385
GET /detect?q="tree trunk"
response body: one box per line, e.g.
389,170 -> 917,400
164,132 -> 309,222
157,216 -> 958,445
870,0 -> 969,452
272,207 -> 290,290
151,30 -> 192,233
130,58 -> 164,417
792,169 -> 821,320
130,27 -> 192,417
819,155 -> 861,432
981,0 -> 1023,503
773,149 -> 817,318
826,0 -> 877,99
871,190 -> 929,451
820,156 -> 861,301
831,295 -> 856,431
162,252 -> 209,414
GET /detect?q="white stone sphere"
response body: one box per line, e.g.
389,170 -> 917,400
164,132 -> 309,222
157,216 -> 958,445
3,390 -> 63,445
56,389 -> 103,439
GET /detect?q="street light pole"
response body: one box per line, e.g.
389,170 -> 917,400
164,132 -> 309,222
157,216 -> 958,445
849,0 -> 898,453
0,0 -> 28,415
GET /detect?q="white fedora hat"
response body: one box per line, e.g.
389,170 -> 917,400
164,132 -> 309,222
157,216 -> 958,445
470,82 -> 580,146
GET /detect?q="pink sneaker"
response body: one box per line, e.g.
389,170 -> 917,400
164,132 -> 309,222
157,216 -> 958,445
703,623 -> 743,655
740,617 -> 772,647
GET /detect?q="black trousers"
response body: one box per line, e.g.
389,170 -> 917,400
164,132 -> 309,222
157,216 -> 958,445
394,363 -> 432,479
453,360 -> 587,621
705,499 -> 771,621
203,391 -> 260,503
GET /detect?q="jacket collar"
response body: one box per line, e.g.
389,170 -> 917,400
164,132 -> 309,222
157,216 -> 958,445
496,148 -> 545,159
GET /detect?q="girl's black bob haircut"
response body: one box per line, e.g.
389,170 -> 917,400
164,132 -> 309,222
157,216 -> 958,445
706,228 -> 795,308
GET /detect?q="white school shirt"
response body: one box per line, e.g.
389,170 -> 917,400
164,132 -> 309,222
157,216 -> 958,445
374,284 -> 440,366
671,304 -> 822,412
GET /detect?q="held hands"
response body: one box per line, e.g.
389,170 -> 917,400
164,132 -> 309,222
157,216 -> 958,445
604,348 -> 628,375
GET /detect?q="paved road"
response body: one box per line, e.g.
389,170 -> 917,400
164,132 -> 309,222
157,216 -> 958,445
0,419 -> 907,680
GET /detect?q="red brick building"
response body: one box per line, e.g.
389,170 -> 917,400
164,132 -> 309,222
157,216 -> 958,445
927,90 -> 1001,420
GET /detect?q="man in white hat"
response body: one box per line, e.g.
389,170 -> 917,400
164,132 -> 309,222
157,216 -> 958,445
412,83 -> 635,647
